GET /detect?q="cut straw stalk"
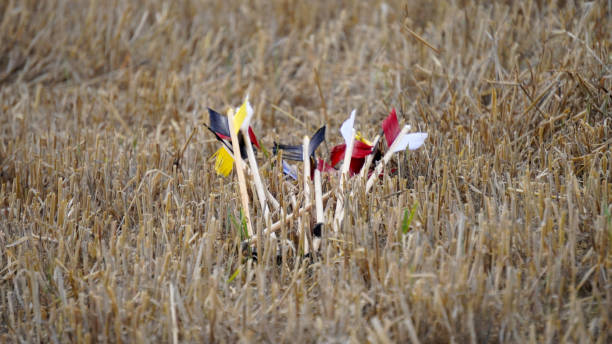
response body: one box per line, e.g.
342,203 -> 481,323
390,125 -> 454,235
227,108 -> 254,238
170,284 -> 178,344
365,125 -> 410,193
333,128 -> 355,233
266,190 -> 280,210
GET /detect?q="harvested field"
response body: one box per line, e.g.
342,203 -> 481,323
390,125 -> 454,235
1,0 -> 611,342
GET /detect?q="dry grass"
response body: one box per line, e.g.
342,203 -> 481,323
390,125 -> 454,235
1,0 -> 611,342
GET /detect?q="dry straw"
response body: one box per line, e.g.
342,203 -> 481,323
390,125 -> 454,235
0,0 -> 610,343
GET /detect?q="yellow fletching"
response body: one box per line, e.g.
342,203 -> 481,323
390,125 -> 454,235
211,147 -> 234,176
355,132 -> 372,146
232,100 -> 248,134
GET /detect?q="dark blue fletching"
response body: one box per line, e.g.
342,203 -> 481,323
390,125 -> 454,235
308,126 -> 326,157
273,126 -> 326,162
204,124 -> 234,152
207,108 -> 230,137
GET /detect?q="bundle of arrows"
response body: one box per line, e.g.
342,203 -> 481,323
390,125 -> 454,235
205,96 -> 427,257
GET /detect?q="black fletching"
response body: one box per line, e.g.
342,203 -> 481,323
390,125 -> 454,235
273,126 -> 326,162
207,108 -> 230,137
273,143 -> 303,161
237,133 -> 248,159
204,124 -> 234,152
312,223 -> 322,237
308,126 -> 326,157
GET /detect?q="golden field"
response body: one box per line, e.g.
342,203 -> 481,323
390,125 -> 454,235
0,1 -> 610,342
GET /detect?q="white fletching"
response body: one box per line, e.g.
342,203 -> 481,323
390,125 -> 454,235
340,109 -> 356,144
391,132 -> 428,153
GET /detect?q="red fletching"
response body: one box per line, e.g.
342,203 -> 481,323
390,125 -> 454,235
248,127 -> 260,149
330,141 -> 373,167
330,144 -> 346,167
208,126 -> 257,149
349,157 -> 366,176
216,133 -> 231,140
330,140 -> 373,176
382,108 -> 400,147
353,141 -> 373,158
317,159 -> 335,172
